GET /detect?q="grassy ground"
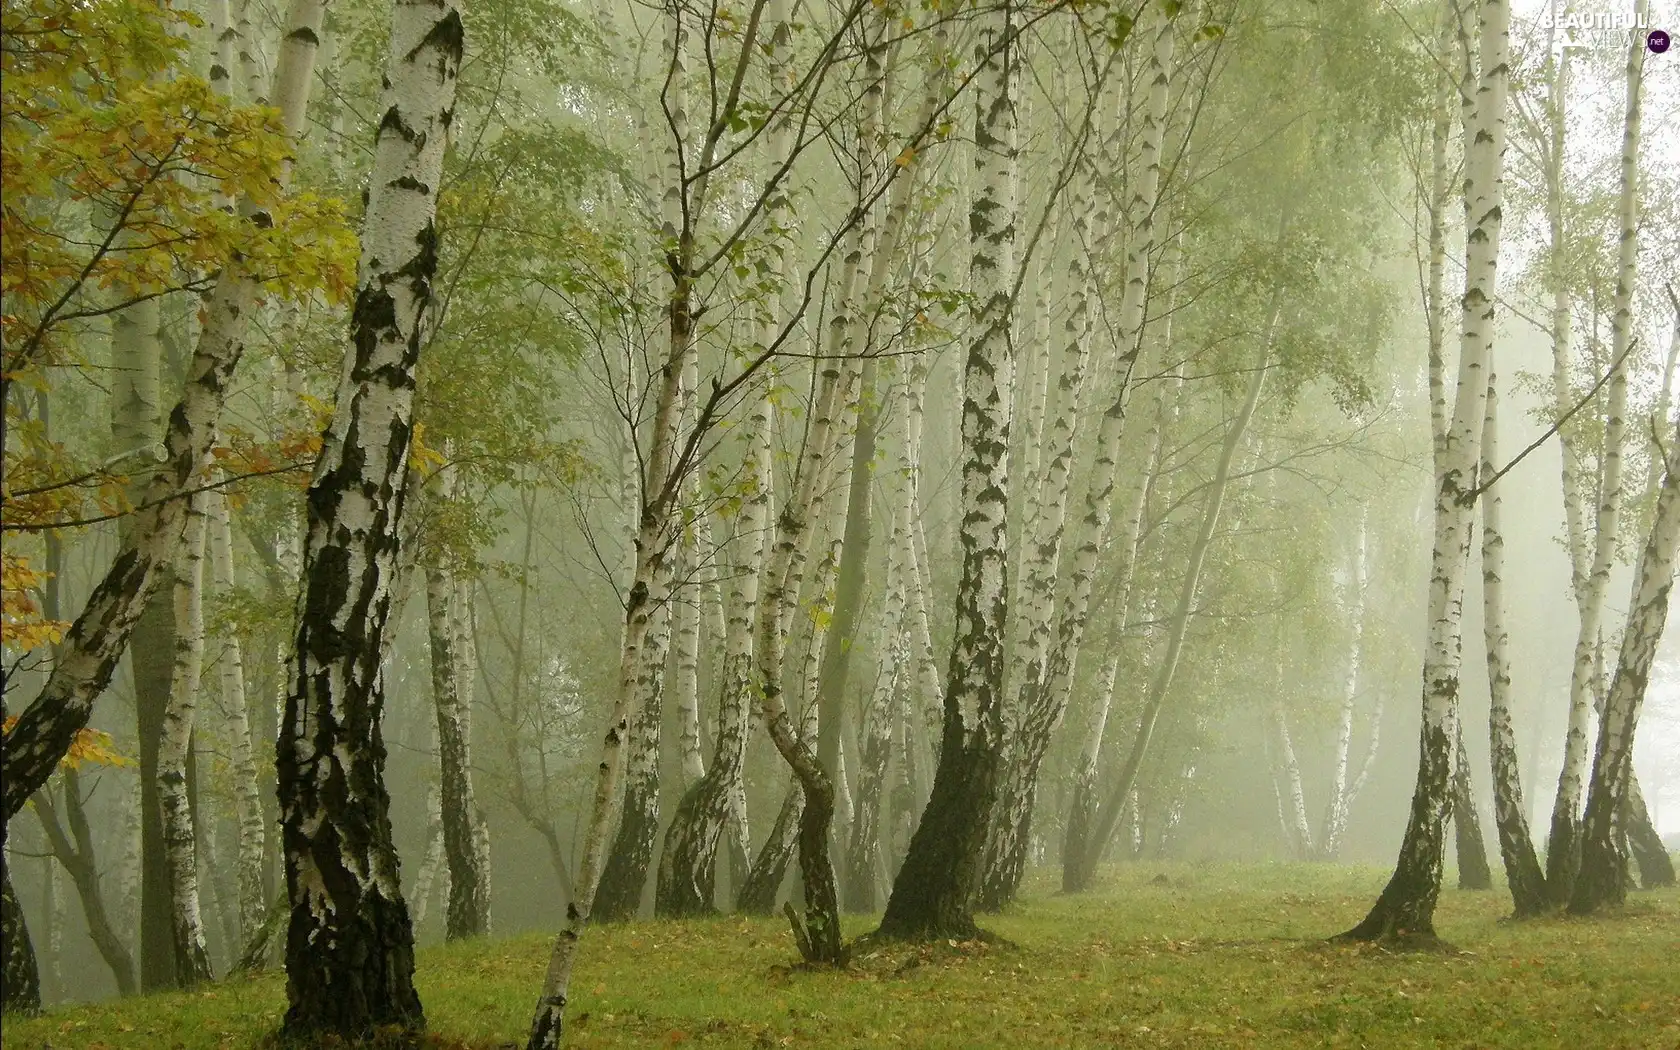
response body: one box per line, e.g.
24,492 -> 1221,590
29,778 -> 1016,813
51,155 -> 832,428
8,863 -> 1678,1049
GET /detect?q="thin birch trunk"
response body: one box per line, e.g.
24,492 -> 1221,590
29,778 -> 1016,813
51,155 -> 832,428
1077,310 -> 1273,887
207,486 -> 265,945
157,493 -> 212,986
1481,353 -> 1548,915
1319,514 -> 1367,860
1271,702 -> 1314,861
426,563 -> 488,939
1548,1 -> 1641,905
410,784 -> 445,929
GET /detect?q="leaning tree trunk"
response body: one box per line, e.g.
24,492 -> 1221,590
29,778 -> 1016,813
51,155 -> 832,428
1622,772 -> 1675,889
526,1 -> 699,1028
426,564 -> 488,940
0,0 -> 328,826
1062,361 -> 1177,889
1480,354 -> 1548,916
157,492 -> 214,986
1450,728 -> 1492,890
1569,16 -> 1663,913
1570,412 -> 1680,913
1337,0 -> 1507,945
875,0 -> 1017,942
1548,2 -> 1641,909
658,394 -> 771,918
275,0 -> 462,1037
993,11 -> 1178,907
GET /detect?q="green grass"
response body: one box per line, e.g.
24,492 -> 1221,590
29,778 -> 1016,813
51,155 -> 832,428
9,863 -> 1678,1049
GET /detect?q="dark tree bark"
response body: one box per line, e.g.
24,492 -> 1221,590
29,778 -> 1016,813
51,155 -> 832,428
1451,730 -> 1493,890
739,783 -> 801,915
134,592 -> 179,990
593,619 -> 667,921
1624,773 -> 1675,888
276,0 -> 462,1037
425,569 -> 488,940
0,852 -> 39,1016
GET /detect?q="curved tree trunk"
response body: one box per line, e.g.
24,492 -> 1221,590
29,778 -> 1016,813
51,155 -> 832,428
1480,357 -> 1548,916
276,0 -> 462,1035
1570,412 -> 1680,913
1548,9 -> 1639,906
32,771 -> 137,995
658,394 -> 771,917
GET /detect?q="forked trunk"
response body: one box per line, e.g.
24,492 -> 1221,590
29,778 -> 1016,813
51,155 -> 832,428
1570,412 -> 1679,913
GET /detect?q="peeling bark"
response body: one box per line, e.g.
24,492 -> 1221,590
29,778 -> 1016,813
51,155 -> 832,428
276,0 -> 462,1035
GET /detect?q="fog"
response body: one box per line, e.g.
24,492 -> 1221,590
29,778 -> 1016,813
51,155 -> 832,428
2,0 -> 1677,1035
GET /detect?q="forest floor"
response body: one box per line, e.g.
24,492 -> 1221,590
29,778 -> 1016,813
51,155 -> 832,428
8,862 -> 1677,1049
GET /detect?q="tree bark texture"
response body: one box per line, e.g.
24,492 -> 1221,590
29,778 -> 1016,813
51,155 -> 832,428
1338,0 -> 1507,944
276,0 -> 462,1035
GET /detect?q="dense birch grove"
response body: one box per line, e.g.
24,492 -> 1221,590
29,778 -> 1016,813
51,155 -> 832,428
3,0 -> 1679,1041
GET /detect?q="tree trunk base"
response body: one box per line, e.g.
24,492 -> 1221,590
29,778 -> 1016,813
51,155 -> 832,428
1,855 -> 40,1016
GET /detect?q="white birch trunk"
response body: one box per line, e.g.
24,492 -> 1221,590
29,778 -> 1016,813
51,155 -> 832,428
1547,0 -> 1640,902
207,485 -> 265,945
277,0 -> 461,1033
1572,411 -> 1679,912
1319,513 -> 1366,860
158,492 -> 212,986
1342,0 -> 1508,942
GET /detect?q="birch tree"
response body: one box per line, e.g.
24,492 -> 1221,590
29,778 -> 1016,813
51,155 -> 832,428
156,493 -> 213,985
1338,0 -> 1507,945
876,0 -> 1017,941
275,0 -> 462,1034
1570,411 -> 1680,913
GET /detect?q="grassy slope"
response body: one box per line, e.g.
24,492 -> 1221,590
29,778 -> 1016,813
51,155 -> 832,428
8,863 -> 1677,1049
